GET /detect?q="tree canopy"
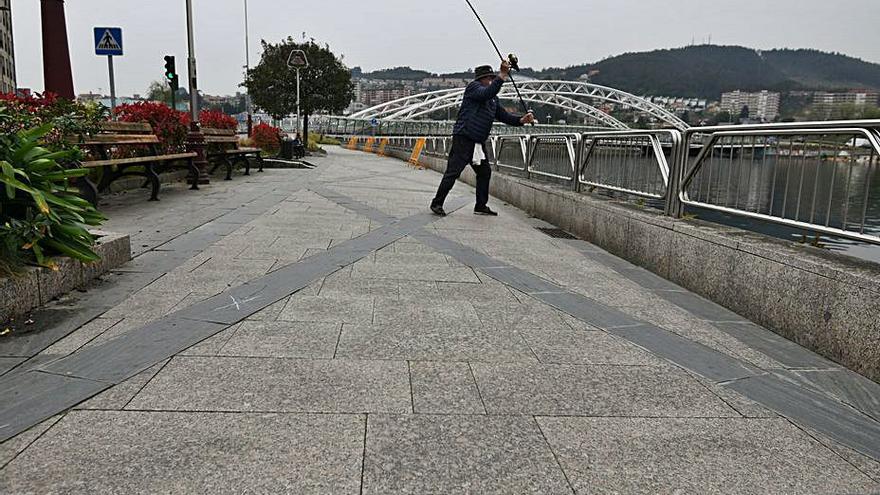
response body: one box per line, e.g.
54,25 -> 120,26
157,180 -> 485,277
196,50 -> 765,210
244,38 -> 354,120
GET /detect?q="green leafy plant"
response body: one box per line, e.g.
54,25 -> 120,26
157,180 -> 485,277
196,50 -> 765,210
0,108 -> 106,272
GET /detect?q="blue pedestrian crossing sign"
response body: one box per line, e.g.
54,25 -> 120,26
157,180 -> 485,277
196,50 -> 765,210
94,27 -> 123,56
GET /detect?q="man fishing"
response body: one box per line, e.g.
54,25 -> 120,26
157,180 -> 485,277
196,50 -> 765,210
430,60 -> 537,216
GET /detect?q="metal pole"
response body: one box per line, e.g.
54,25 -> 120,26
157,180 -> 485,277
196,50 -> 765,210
107,55 -> 117,117
186,0 -> 198,124
244,0 -> 253,136
185,0 -> 209,185
296,67 -> 301,137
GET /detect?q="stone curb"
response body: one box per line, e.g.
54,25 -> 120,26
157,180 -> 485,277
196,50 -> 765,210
0,231 -> 131,323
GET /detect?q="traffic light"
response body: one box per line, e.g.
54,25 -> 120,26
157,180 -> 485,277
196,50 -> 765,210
163,55 -> 179,91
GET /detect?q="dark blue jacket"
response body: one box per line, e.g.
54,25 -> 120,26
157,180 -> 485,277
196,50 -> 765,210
453,78 -> 523,142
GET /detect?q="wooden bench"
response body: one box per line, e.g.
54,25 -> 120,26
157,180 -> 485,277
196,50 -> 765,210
71,121 -> 198,202
203,128 -> 264,180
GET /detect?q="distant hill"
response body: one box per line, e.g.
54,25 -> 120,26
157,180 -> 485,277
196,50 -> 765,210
355,47 -> 880,99
531,46 -> 880,99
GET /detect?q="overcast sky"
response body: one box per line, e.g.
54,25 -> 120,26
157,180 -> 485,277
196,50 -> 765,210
11,0 -> 880,96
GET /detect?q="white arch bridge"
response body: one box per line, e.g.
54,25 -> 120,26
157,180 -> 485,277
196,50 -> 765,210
315,80 -> 690,135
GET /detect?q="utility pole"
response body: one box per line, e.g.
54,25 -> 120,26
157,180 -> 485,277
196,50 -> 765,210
244,0 -> 253,136
185,0 -> 209,185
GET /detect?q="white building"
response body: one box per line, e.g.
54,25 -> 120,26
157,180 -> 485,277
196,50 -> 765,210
721,90 -> 780,121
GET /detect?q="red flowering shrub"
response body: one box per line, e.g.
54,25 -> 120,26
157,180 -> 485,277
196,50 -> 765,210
252,122 -> 283,153
115,102 -> 191,152
0,92 -> 108,149
200,110 -> 238,130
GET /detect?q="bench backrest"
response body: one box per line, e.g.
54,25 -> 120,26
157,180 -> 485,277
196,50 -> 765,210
74,121 -> 161,146
202,127 -> 241,148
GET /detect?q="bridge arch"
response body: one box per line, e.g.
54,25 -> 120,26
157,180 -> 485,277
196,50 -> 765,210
350,80 -> 689,130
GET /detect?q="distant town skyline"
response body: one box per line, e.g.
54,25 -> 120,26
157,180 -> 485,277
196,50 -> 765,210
10,0 -> 880,96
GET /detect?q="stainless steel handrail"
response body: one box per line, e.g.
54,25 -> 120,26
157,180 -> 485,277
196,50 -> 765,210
679,124 -> 880,244
335,118 -> 880,246
576,130 -> 680,202
527,134 -> 581,181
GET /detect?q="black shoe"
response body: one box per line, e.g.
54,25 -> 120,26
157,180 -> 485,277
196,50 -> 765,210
431,205 -> 447,216
474,206 -> 498,216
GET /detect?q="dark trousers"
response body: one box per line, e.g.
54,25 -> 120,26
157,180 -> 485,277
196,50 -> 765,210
431,134 -> 491,209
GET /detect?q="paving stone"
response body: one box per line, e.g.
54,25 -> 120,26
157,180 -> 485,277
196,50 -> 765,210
76,360 -> 170,410
471,362 -> 736,417
217,320 -> 341,359
519,319 -> 666,366
0,414 -> 63,468
725,373 -> 880,460
352,262 -> 481,283
114,250 -> 194,274
0,411 -> 364,494
127,356 -> 411,413
533,290 -> 643,329
279,295 -> 374,324
409,362 -> 486,415
435,280 -> 520,303
657,289 -> 747,322
537,416 -> 878,495
373,298 -> 481,327
319,277 -> 399,299
772,368 -> 880,422
712,320 -> 837,369
39,318 -> 123,356
608,324 -> 761,382
336,321 -> 536,362
244,297 -> 292,321
39,317 -> 228,384
0,371 -> 108,442
363,415 -> 572,494
0,357 -> 26,376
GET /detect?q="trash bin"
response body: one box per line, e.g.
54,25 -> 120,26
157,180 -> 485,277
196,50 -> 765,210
279,137 -> 294,160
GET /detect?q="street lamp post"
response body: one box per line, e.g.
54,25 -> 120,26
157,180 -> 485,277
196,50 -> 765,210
243,0 -> 253,136
185,0 -> 209,185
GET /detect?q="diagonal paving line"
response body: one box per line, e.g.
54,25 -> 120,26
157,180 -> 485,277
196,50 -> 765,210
0,197 -> 469,443
311,187 -> 880,462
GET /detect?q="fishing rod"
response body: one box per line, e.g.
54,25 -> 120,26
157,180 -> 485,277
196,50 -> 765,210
463,0 -> 533,119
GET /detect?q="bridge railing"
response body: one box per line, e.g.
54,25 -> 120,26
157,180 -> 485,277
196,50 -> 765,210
678,121 -> 880,244
577,130 -> 678,203
527,134 -> 582,182
334,119 -> 880,246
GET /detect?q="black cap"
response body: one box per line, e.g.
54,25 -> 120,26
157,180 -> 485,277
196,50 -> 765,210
474,65 -> 497,81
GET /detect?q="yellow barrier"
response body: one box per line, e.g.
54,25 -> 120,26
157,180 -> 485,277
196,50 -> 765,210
409,138 -> 427,168
346,137 -> 359,150
364,137 -> 376,153
377,138 -> 389,156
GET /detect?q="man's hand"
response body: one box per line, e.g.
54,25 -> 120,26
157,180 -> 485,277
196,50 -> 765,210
499,60 -> 511,80
520,112 -> 537,125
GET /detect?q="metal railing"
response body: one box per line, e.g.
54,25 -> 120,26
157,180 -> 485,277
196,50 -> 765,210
578,130 -> 679,202
528,134 -> 581,182
679,122 -> 880,243
335,119 -> 880,246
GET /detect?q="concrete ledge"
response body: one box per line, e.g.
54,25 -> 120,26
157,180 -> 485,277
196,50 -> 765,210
0,232 -> 131,323
386,148 -> 880,382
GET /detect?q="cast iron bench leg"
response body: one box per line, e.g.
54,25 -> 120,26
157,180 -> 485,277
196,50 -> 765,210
147,163 -> 161,201
189,157 -> 200,190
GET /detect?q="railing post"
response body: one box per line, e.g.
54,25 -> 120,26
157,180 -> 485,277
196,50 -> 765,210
664,130 -> 686,217
573,134 -> 584,192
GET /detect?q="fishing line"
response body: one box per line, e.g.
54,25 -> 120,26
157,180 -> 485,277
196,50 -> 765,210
463,0 -> 532,116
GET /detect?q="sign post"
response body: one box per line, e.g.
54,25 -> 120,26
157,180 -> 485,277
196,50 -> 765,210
94,27 -> 123,116
287,50 -> 309,137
